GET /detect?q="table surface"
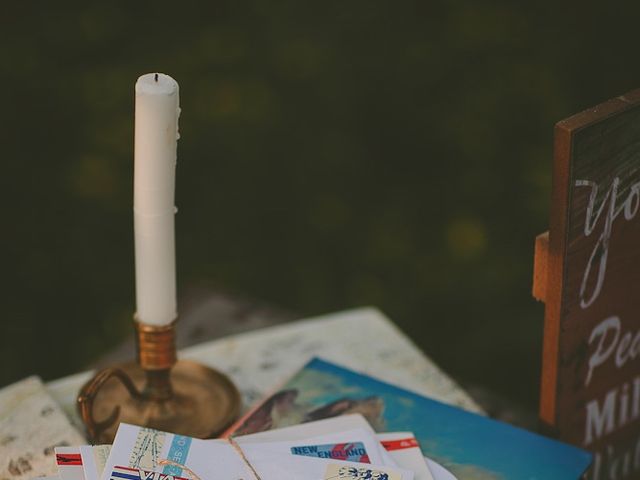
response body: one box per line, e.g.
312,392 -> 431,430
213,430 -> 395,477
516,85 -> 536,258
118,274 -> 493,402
47,307 -> 483,434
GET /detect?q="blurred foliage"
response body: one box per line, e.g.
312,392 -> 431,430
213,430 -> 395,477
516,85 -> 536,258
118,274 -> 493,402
1,0 -> 639,411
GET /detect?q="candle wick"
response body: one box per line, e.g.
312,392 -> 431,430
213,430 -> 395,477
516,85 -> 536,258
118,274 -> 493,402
154,73 -> 159,82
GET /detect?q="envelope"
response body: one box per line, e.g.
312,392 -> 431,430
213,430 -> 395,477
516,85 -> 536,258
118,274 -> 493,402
377,433 -> 434,480
55,446 -> 85,480
423,460 -> 456,480
376,432 -> 455,480
242,449 -> 413,480
235,413 -> 397,466
100,423 -> 254,480
80,445 -> 111,480
237,428 -> 392,465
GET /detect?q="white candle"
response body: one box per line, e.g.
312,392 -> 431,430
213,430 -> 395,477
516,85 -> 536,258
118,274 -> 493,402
133,73 -> 180,326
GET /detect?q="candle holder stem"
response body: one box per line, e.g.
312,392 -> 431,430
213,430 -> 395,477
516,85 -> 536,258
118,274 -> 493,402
77,319 -> 240,444
142,369 -> 173,400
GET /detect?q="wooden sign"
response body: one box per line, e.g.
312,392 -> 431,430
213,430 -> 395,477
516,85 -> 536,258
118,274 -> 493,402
533,89 -> 640,480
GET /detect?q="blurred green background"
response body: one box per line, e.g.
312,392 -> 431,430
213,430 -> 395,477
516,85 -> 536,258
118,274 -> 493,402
1,1 -> 638,414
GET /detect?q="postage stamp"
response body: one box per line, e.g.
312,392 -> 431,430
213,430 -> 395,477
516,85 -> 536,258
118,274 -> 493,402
291,442 -> 370,463
324,464 -> 402,480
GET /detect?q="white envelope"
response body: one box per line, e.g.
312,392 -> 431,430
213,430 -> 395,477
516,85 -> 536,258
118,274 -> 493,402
235,413 -> 397,466
237,427 -> 393,466
244,449 -> 414,480
424,459 -> 457,480
80,445 -> 111,480
236,414 -> 452,480
376,432 -> 457,480
100,423 -> 254,480
377,432 -> 434,480
55,446 -> 85,480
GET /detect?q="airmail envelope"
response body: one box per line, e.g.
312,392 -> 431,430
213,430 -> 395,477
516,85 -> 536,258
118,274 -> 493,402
237,428 -> 391,465
80,445 -> 111,480
55,446 -> 85,480
234,413 -> 397,466
100,424 -> 253,480
377,433 -> 434,480
241,449 -> 413,480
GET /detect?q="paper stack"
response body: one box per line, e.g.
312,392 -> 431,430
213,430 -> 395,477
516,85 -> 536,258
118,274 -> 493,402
39,414 -> 454,480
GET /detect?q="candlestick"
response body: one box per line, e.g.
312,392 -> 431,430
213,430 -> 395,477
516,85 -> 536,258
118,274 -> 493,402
76,73 -> 241,443
134,73 -> 179,326
77,320 -> 240,443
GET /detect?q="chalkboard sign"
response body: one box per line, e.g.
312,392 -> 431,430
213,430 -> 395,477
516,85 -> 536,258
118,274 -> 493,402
533,89 -> 640,479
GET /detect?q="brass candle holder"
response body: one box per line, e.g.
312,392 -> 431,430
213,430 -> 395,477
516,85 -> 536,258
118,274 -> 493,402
77,319 -> 241,444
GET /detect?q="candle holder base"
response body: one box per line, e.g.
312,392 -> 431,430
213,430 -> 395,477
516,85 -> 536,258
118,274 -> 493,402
78,359 -> 241,444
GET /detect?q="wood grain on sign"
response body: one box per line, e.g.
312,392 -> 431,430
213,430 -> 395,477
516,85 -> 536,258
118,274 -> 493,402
533,89 -> 640,479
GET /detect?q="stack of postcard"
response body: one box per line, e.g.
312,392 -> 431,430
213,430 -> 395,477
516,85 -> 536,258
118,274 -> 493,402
28,356 -> 596,480
43,415 -> 443,480
225,357 -> 594,479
